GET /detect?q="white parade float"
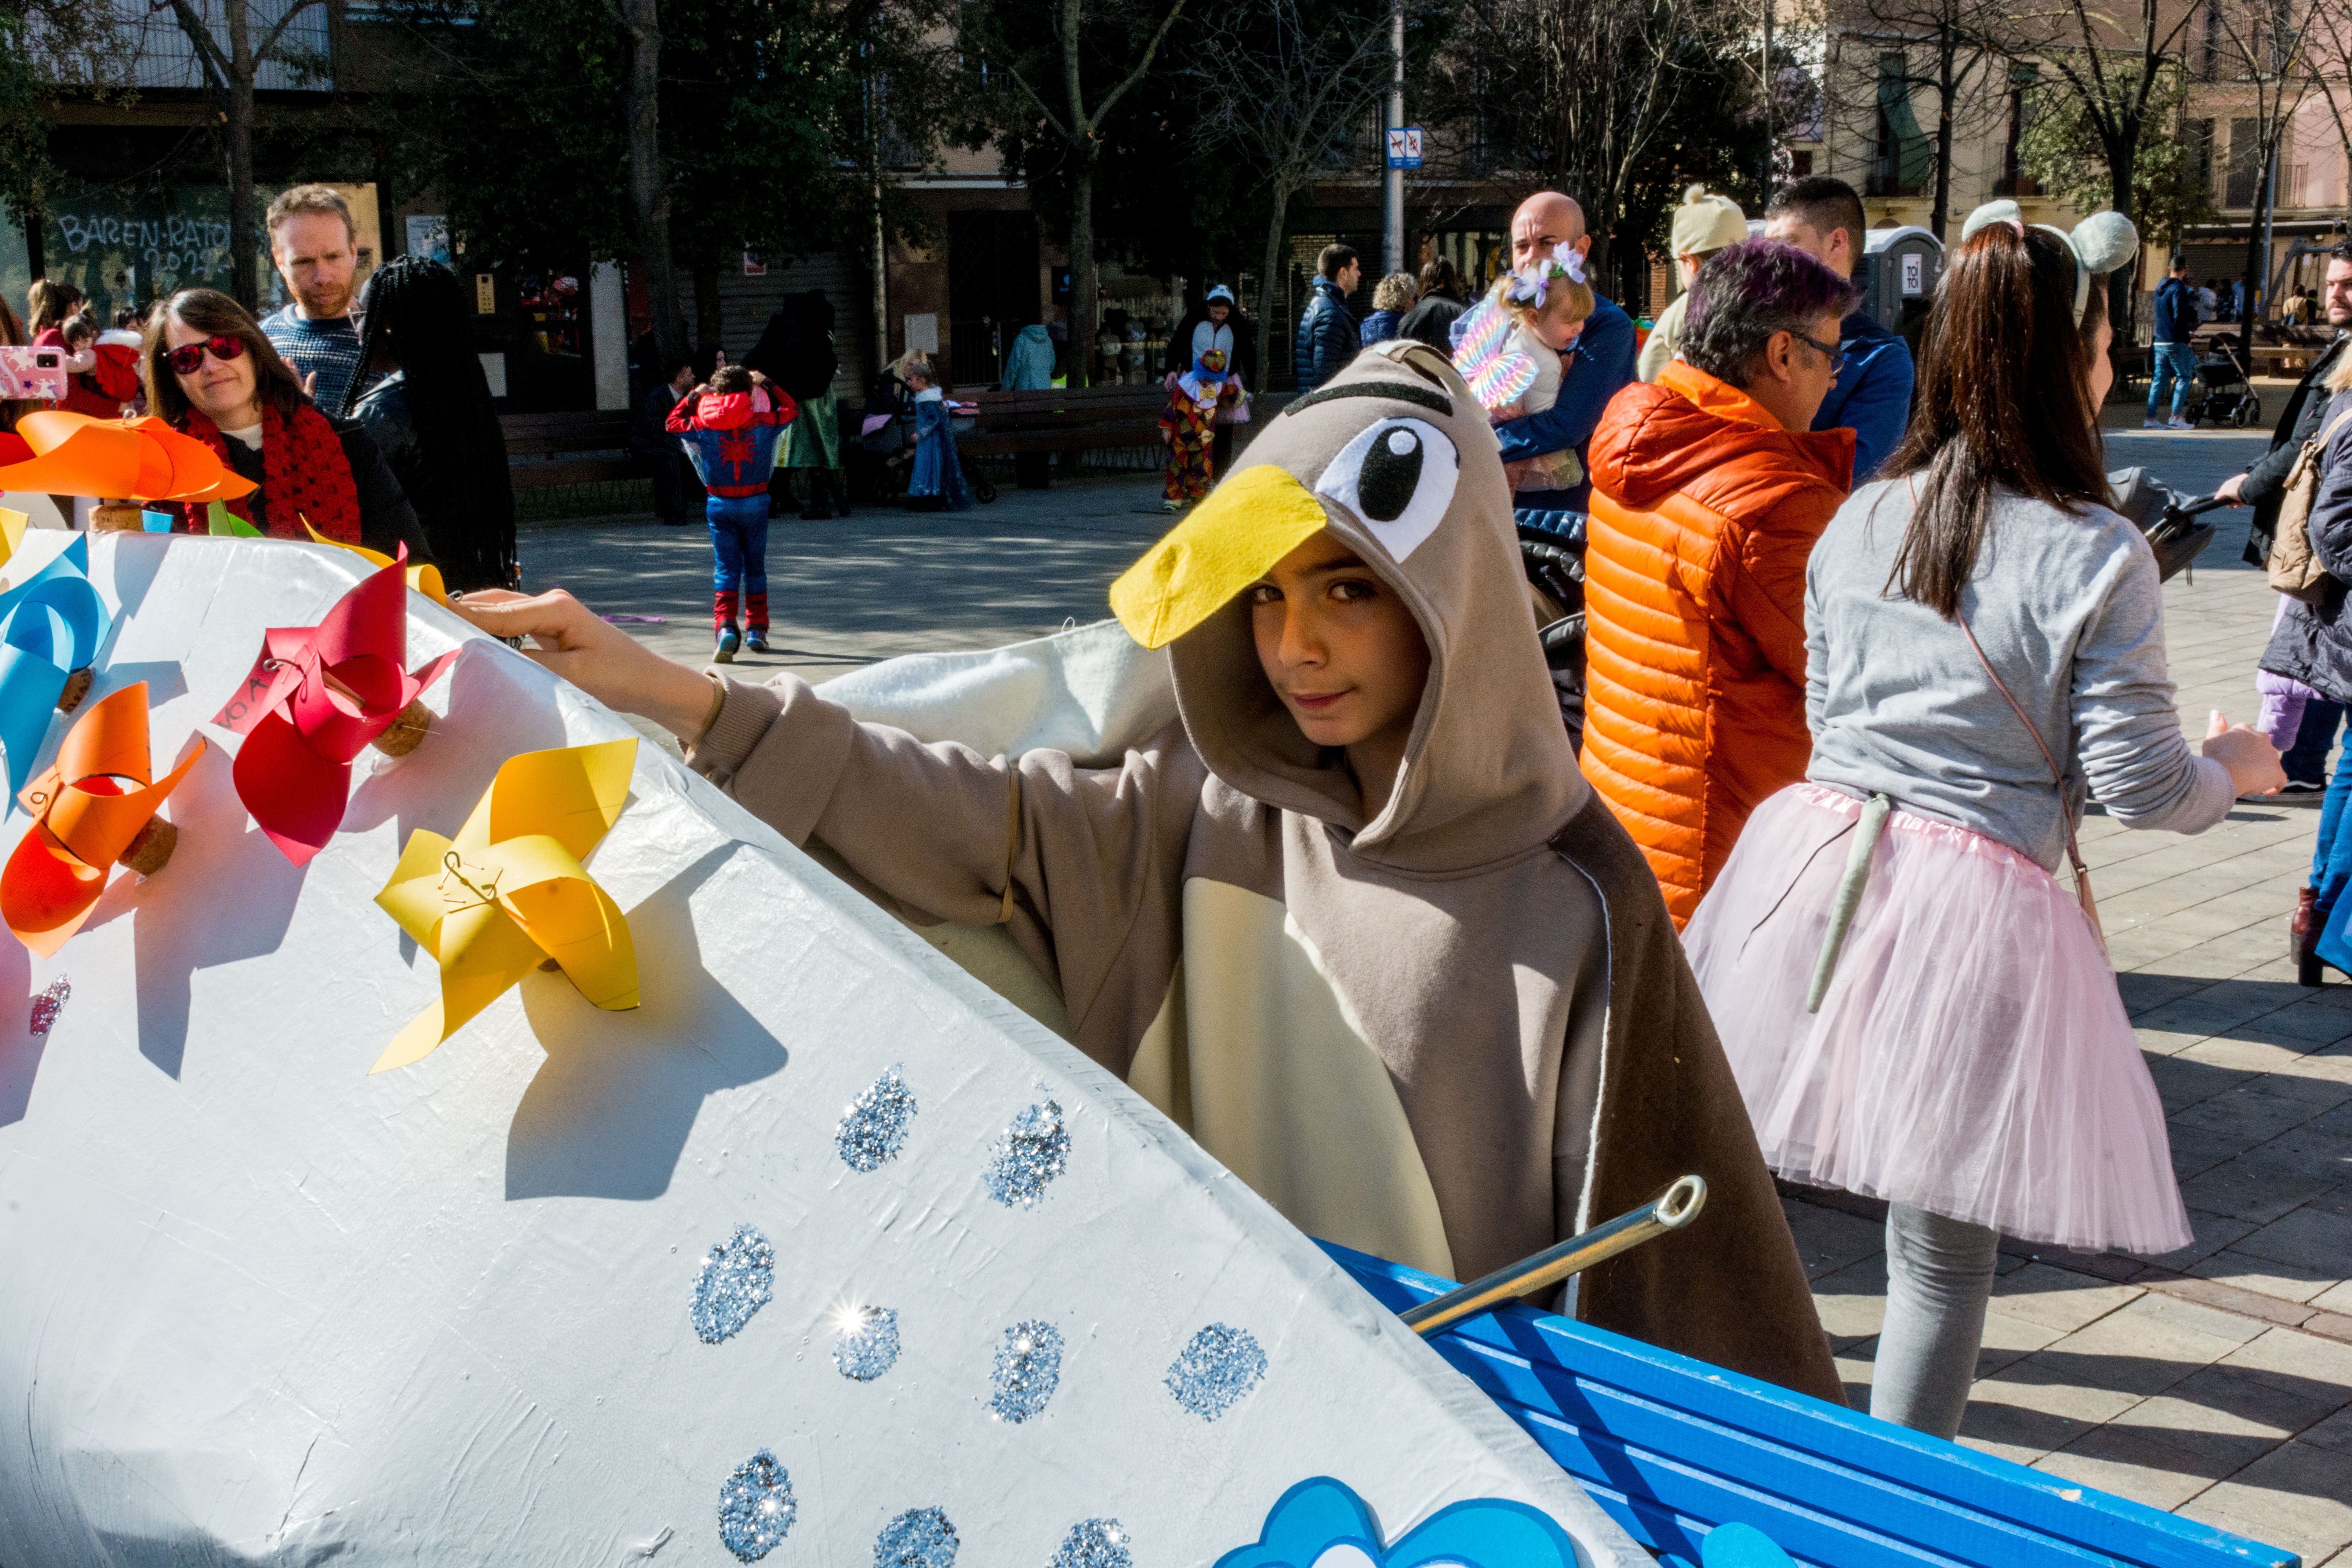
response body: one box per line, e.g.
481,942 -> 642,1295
0,528 -> 1644,1568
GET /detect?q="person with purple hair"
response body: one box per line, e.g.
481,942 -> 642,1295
1579,238 -> 1858,926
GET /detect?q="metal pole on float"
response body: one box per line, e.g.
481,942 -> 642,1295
1400,1176 -> 1709,1336
1383,0 -> 1405,276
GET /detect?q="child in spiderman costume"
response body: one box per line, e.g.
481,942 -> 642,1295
667,365 -> 799,660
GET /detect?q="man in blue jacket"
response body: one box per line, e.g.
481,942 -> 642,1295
1764,177 -> 1914,484
1294,245 -> 1362,392
1490,191 -> 1639,513
2147,254 -> 2198,430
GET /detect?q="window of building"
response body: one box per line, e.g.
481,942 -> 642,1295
1871,52 -> 1929,197
1998,63 -> 2039,197
2226,118 -> 2263,208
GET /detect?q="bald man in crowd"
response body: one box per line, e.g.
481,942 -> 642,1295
1493,191 -> 1640,514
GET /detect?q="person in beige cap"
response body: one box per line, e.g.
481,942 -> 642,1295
1638,186 -> 1749,382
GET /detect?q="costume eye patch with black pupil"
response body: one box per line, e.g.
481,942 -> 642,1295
1357,427 -> 1423,522
1312,416 -> 1459,564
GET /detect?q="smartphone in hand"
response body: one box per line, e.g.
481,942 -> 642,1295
0,345 -> 69,402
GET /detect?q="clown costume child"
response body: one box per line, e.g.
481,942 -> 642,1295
1159,348 -> 1245,510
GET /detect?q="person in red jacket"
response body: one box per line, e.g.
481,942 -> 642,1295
667,363 -> 797,661
1580,239 -> 1857,926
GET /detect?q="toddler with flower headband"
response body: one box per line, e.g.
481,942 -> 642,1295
1489,244 -> 1595,492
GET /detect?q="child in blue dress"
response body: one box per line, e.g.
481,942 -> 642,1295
668,365 -> 797,659
902,357 -> 972,512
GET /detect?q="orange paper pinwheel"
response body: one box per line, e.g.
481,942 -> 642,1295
0,411 -> 256,503
4,682 -> 205,956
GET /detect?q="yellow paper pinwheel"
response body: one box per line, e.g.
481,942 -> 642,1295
303,518 -> 450,606
371,737 -> 640,1073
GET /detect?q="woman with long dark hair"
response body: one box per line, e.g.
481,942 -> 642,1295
343,258 -> 517,590
142,287 -> 429,560
1682,211 -> 2284,1439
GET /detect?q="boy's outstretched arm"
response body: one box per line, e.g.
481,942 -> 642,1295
453,590 -> 718,739
448,588 -> 1195,1024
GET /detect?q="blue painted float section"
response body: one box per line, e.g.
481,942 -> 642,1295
1318,1240 -> 2300,1568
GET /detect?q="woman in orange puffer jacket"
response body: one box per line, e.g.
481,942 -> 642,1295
1581,240 -> 1859,926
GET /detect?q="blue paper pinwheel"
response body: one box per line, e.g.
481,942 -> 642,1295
0,535 -> 111,802
1214,1476 -> 1583,1568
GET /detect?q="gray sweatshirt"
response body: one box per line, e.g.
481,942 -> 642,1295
1804,477 -> 2233,871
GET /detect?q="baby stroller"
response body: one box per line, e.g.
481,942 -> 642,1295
2187,339 -> 2262,428
2108,466 -> 2227,582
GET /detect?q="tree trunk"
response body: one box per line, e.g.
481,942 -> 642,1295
692,260 -> 723,350
1070,151 -> 1097,389
2239,138 -> 2274,358
227,0 -> 258,309
620,0 -> 686,368
1931,31 -> 1955,241
1257,183 -> 1289,396
2106,132 -> 2141,354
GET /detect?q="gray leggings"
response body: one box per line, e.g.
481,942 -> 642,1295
1870,1203 -> 2000,1439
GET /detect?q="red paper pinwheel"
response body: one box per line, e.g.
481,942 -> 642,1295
213,554 -> 460,866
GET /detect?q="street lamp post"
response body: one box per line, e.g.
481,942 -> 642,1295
1383,0 -> 1405,276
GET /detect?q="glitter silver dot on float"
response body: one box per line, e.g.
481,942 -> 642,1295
872,1505 -> 958,1568
691,1225 -> 776,1344
1049,1518 -> 1132,1568
716,1450 -> 796,1563
1164,1323 -> 1267,1421
982,1099 -> 1069,1208
833,1304 -> 901,1381
988,1319 -> 1063,1423
837,1068 -> 918,1172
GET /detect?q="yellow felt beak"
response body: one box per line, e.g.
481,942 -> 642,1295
1108,463 -> 1330,650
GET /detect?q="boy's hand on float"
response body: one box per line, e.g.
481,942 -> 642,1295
451,589 -> 722,743
2204,709 -> 2286,797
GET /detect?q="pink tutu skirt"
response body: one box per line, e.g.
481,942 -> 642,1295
1683,784 -> 2190,1256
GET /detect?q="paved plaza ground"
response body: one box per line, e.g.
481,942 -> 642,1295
518,413 -> 2352,1562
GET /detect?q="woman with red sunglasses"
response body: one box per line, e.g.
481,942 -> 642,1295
139,288 -> 430,559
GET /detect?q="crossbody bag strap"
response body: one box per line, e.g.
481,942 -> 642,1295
1958,612 -> 2106,950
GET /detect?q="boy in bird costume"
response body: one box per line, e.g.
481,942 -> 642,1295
457,342 -> 1841,1403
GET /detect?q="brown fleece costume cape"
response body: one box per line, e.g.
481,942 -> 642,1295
690,342 -> 1840,1403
